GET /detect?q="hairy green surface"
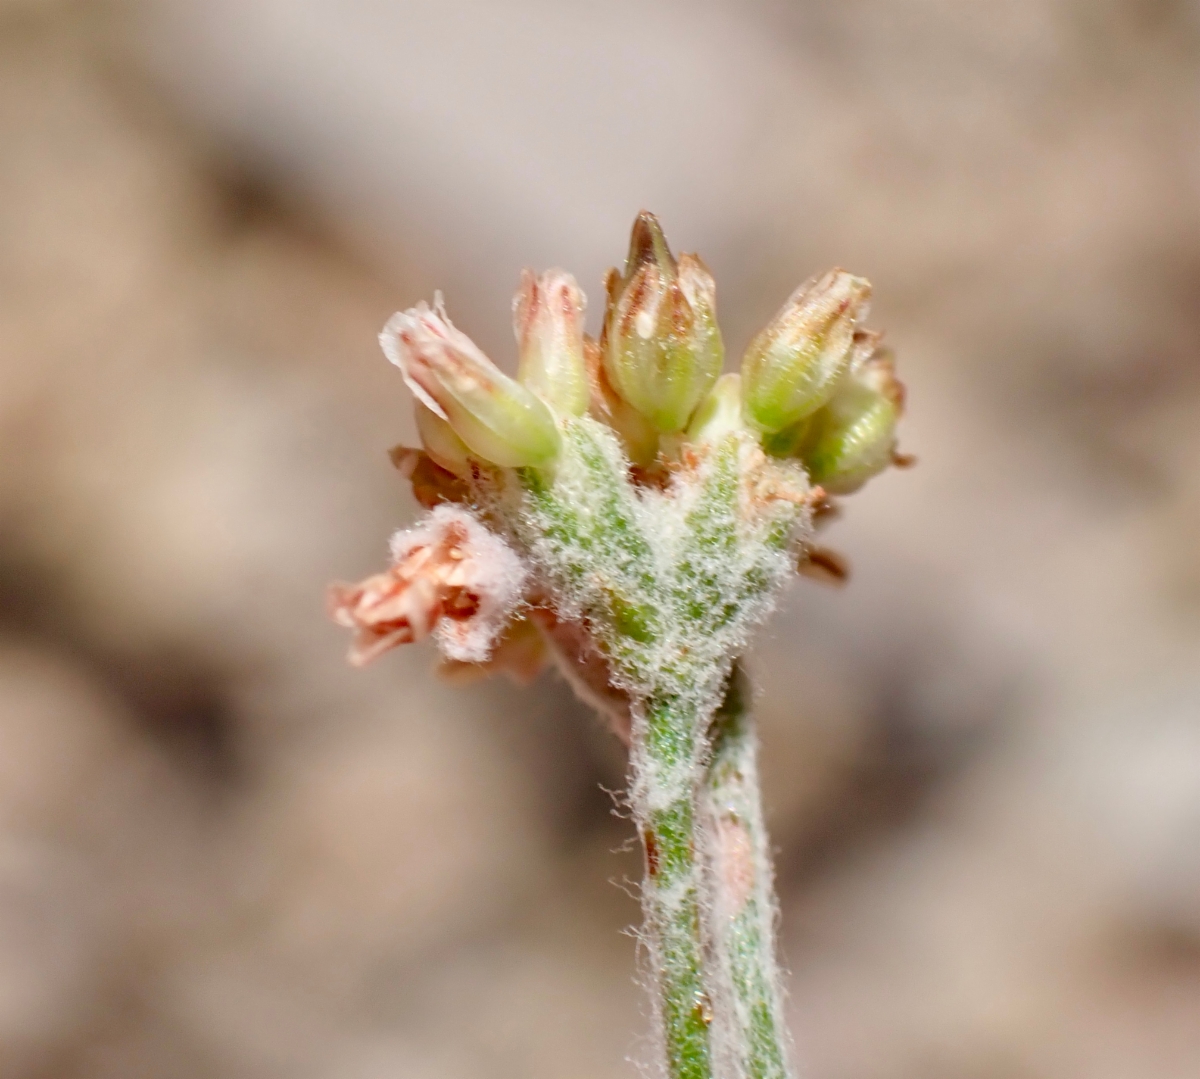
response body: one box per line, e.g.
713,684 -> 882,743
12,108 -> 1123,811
493,418 -> 808,1079
513,418 -> 802,694
705,668 -> 793,1079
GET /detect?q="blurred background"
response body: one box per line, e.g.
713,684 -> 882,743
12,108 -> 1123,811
2,1 -> 1200,1076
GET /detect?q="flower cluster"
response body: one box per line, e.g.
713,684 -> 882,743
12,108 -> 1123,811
333,211 -> 907,670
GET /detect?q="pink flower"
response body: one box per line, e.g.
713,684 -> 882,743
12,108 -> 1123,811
328,506 -> 527,666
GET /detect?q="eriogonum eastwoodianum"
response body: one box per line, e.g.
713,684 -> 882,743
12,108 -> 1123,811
330,212 -> 909,1079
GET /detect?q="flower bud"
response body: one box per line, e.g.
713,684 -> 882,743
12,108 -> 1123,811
741,269 -> 871,434
686,373 -> 746,447
760,419 -> 807,460
414,400 -> 472,475
513,268 -> 589,416
381,298 -> 560,469
602,212 -> 723,433
800,341 -> 904,495
584,334 -> 660,467
760,329 -> 882,459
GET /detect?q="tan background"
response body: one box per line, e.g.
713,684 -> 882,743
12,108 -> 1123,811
2,1 -> 1199,1076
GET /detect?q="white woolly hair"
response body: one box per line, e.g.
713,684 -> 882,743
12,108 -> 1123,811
389,504 -> 528,664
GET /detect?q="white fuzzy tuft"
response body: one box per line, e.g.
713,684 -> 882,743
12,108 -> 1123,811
389,505 -> 528,663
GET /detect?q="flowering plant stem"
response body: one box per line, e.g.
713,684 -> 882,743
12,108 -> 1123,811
329,211 -> 908,1079
632,667 -> 794,1079
639,670 -> 794,1079
703,665 -> 791,1079
639,693 -> 718,1079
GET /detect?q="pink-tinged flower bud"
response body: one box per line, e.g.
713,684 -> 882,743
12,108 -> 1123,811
741,269 -> 871,434
602,212 -> 724,434
800,337 -> 905,495
685,372 -> 746,447
380,298 -> 560,468
512,269 -> 589,416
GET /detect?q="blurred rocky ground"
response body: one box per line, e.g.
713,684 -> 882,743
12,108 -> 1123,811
1,1 -> 1198,1077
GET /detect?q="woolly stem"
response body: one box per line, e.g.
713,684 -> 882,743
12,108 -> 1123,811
702,665 -> 793,1079
633,693 -> 716,1079
507,419 -> 808,1079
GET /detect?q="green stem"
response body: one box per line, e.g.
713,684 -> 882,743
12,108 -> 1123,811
702,666 -> 793,1079
510,420 -> 806,1078
634,694 -> 716,1079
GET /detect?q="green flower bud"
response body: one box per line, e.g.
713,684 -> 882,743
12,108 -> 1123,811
414,400 -> 472,475
512,268 -> 589,416
760,419 -> 808,460
602,212 -> 724,434
800,337 -> 904,495
584,334 -> 660,466
685,372 -> 746,448
760,330 -> 880,459
381,298 -> 560,469
741,268 -> 871,434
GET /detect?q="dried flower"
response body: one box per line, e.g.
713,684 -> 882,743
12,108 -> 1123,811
328,505 -> 526,666
387,447 -> 470,509
435,615 -> 549,685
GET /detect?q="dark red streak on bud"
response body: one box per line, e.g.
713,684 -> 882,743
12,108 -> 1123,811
620,269 -> 655,335
664,284 -> 693,335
